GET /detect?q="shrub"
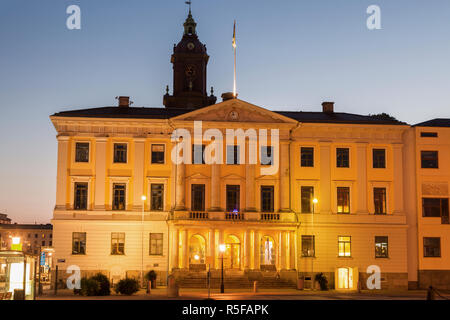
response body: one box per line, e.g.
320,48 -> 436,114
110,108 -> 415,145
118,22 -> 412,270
74,273 -> 111,296
75,278 -> 100,296
91,273 -> 111,296
315,273 -> 328,291
115,278 -> 139,295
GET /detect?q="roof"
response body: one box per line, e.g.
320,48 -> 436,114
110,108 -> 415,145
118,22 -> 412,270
0,224 -> 53,230
413,118 -> 450,128
52,106 -> 406,125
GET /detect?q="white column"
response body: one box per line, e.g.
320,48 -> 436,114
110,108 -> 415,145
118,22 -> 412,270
319,142 -> 331,213
175,163 -> 186,210
254,231 -> 260,270
279,141 -> 290,211
55,136 -> 70,210
356,142 -> 368,214
208,229 -> 215,269
171,227 -> 179,270
94,137 -> 107,210
393,143 -> 404,214
209,164 -> 221,211
133,138 -> 145,210
244,231 -> 251,269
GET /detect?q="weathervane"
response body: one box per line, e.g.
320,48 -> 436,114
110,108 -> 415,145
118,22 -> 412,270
185,1 -> 192,14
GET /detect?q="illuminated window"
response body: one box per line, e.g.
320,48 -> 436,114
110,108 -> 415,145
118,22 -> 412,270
150,233 -> 163,255
112,184 -> 126,210
111,232 -> 125,255
261,186 -> 274,212
300,147 -> 314,167
151,184 -> 164,211
260,146 -> 273,165
374,188 -> 387,215
421,151 -> 438,168
375,236 -> 388,258
301,235 -> 315,257
226,185 -> 240,212
336,148 -> 349,168
74,182 -> 88,210
72,232 -> 86,255
226,145 -> 240,165
191,184 -> 205,211
151,144 -> 165,164
337,187 -> 350,214
75,142 -> 89,162
372,149 -> 386,168
192,144 -> 206,164
301,186 -> 314,213
423,237 -> 440,257
113,143 -> 127,163
338,236 -> 351,257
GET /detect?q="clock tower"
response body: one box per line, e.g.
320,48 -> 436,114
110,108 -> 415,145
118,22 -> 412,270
163,8 -> 217,109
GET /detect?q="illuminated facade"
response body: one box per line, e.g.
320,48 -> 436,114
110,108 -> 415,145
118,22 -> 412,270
49,9 -> 449,290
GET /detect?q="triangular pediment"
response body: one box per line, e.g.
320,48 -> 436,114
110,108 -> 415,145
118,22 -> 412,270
170,99 -> 297,124
186,173 -> 210,180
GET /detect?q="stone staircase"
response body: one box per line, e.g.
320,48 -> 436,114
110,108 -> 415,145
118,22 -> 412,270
175,271 -> 297,289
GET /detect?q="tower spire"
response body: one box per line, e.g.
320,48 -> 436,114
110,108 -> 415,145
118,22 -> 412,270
183,1 -> 197,35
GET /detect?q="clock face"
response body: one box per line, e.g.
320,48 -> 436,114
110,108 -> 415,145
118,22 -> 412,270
187,42 -> 195,50
229,111 -> 239,120
185,64 -> 196,77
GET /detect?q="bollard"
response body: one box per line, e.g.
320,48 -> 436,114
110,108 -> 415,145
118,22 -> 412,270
427,286 -> 435,300
147,280 -> 151,294
167,275 -> 179,298
297,277 -> 304,290
253,281 -> 258,293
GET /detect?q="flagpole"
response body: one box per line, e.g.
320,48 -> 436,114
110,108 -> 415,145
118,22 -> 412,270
233,20 -> 237,98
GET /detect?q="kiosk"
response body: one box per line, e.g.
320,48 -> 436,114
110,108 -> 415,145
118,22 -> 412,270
0,250 -> 36,300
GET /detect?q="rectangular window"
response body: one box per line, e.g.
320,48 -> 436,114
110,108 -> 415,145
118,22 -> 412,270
192,144 -> 206,164
75,142 -> 89,163
421,151 -> 438,168
150,233 -> 163,255
422,198 -> 449,224
111,232 -> 125,255
372,149 -> 386,168
337,187 -> 350,214
300,147 -> 314,167
301,186 -> 314,213
112,184 -> 126,210
114,143 -> 127,163
42,241 -> 45,246
336,148 -> 350,168
338,236 -> 351,257
421,132 -> 438,138
151,144 -> 165,164
374,188 -> 387,215
226,145 -> 240,165
301,235 -> 315,257
72,232 -> 86,255
150,184 -> 164,211
375,236 -> 388,258
226,185 -> 240,212
423,237 -> 441,257
191,184 -> 205,211
74,182 -> 88,210
260,146 -> 273,165
261,186 -> 274,212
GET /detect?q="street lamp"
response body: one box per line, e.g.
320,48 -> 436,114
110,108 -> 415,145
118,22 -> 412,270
141,195 -> 147,288
219,244 -> 226,293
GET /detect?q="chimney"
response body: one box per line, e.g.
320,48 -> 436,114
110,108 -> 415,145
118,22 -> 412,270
117,96 -> 130,107
221,92 -> 238,102
322,101 -> 334,113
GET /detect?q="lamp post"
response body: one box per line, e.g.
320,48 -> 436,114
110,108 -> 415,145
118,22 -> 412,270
141,195 -> 146,288
311,198 -> 318,290
219,244 -> 226,293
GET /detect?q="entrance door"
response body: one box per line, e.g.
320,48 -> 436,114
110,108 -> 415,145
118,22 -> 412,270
224,235 -> 240,269
337,267 -> 353,289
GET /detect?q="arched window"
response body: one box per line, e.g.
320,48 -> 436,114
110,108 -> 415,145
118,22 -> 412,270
189,234 -> 205,264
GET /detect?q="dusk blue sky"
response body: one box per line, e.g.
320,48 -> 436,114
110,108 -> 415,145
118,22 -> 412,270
0,0 -> 449,223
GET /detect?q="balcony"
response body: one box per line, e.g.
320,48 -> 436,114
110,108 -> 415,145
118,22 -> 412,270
189,211 -> 209,220
225,211 -> 245,220
260,213 -> 280,221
